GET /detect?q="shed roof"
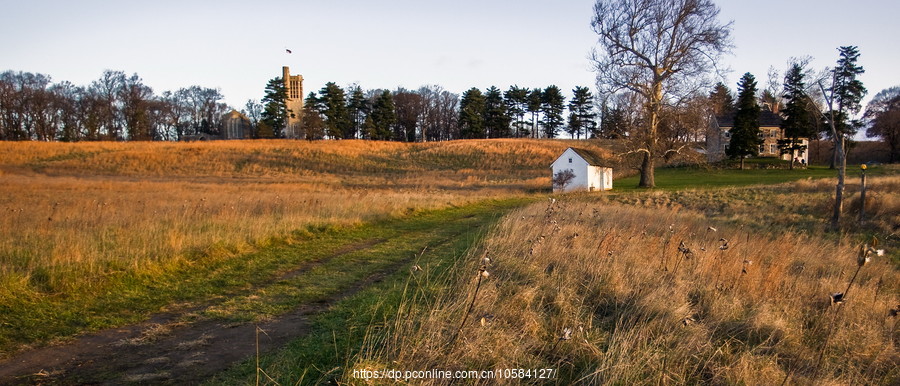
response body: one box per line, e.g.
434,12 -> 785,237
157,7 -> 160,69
569,147 -> 606,166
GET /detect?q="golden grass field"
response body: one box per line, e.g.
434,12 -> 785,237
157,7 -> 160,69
2,139 -> 897,384
0,139 -> 615,301
355,188 -> 899,384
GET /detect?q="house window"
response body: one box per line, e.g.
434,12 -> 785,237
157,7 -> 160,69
568,158 -> 572,163
770,144 -> 778,154
759,145 -> 766,154
769,129 -> 779,138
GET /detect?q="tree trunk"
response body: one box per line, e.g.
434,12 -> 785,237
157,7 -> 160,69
789,146 -> 796,170
637,78 -> 663,189
829,144 -> 837,169
739,156 -> 745,170
639,152 -> 655,188
830,136 -> 846,229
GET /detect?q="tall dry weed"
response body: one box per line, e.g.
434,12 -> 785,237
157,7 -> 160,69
357,200 -> 899,384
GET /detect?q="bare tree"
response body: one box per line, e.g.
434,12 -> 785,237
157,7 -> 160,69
865,86 -> 900,162
760,65 -> 783,113
591,0 -> 732,187
119,73 -> 154,140
552,169 -> 576,192
393,88 -> 424,142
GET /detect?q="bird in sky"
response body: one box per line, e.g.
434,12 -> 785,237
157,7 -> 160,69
285,48 -> 292,54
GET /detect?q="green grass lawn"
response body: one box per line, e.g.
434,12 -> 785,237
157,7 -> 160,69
613,164 -> 886,191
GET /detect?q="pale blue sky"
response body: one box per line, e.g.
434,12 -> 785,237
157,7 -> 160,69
2,0 -> 897,113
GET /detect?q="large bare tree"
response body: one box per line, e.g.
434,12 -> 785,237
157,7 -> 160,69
591,0 -> 732,187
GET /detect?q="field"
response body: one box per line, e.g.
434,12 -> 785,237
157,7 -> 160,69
0,139 -> 897,384
0,139 -> 613,357
205,171 -> 898,384
340,183 -> 899,385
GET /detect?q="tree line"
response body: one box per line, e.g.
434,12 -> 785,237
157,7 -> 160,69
0,68 -> 609,142
0,70 -> 230,141
255,81 -> 603,142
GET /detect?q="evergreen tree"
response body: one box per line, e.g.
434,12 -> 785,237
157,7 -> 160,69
368,90 -> 395,140
459,87 -> 486,139
598,103 -> 628,139
708,82 -> 735,117
526,88 -> 542,138
567,86 -> 596,139
319,82 -> 351,139
504,86 -> 529,137
567,112 -> 580,138
484,86 -> 511,138
823,45 -> 866,227
598,102 -> 612,138
300,92 -> 325,140
347,86 -> 369,139
540,85 -> 565,138
300,104 -> 325,140
304,91 -> 322,112
832,46 -> 867,127
260,77 -> 287,138
362,115 -> 377,140
779,63 -> 815,169
727,72 -> 762,169
826,46 -> 867,164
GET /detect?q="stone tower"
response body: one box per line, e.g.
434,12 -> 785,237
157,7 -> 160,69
282,66 -> 304,138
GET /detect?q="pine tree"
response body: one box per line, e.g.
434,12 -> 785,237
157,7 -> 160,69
826,46 -> 867,165
727,73 -> 762,169
459,87 -> 486,139
484,86 -> 511,138
779,63 -> 814,169
300,104 -> 325,140
599,103 -> 628,139
347,86 -> 369,139
526,88 -> 542,138
567,86 -> 596,139
541,85 -> 565,138
504,86 -> 529,137
300,92 -> 325,140
823,45 -> 866,227
260,77 -> 287,138
319,82 -> 351,139
368,90 -> 396,140
832,46 -> 867,127
709,82 -> 734,117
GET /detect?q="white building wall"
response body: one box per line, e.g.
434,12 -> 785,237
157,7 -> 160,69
551,149 -> 589,193
551,148 -> 613,192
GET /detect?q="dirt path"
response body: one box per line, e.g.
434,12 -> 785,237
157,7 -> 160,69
0,236 -> 437,385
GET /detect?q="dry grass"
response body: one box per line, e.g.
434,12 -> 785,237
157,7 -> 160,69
0,139 -> 616,304
356,200 -> 899,384
0,140 -> 624,306
603,173 -> 900,241
0,138 -> 617,185
0,175 -> 469,296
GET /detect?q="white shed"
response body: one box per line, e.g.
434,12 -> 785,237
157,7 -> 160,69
550,147 -> 613,193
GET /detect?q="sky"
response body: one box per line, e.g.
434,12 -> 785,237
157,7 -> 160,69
2,0 -> 898,115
